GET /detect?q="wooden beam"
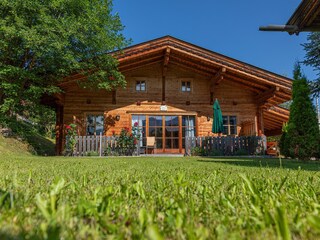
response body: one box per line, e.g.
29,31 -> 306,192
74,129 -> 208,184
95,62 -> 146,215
164,48 -> 171,66
210,67 -> 226,87
121,60 -> 163,73
226,74 -> 269,91
120,55 -> 163,70
54,93 -> 65,106
224,77 -> 263,94
162,48 -> 171,101
162,48 -> 171,77
170,61 -> 212,77
256,86 -> 280,105
170,55 -> 215,74
117,47 -> 166,62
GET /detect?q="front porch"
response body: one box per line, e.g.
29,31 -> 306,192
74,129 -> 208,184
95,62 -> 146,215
67,135 -> 266,157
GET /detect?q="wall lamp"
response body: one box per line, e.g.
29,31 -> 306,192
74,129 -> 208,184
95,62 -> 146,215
207,116 -> 211,121
115,115 -> 120,121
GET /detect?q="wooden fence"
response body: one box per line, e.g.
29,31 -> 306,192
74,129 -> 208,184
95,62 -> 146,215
185,136 -> 267,156
68,135 -> 266,157
70,134 -> 140,156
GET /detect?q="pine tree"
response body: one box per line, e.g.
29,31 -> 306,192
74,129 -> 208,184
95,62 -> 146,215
281,63 -> 320,160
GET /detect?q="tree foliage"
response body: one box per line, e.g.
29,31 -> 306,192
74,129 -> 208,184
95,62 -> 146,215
0,0 -> 128,114
302,32 -> 320,96
280,63 -> 320,160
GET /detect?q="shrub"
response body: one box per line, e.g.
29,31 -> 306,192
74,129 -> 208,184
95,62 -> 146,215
191,147 -> 204,156
116,123 -> 141,156
86,151 -> 99,157
64,124 -> 77,156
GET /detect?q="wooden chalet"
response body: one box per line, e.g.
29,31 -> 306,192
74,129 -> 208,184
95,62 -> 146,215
52,36 -> 291,155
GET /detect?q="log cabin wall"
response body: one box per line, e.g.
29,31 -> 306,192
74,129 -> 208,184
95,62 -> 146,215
62,62 -> 258,138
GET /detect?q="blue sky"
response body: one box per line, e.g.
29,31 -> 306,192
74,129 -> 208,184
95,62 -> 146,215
113,0 -> 317,81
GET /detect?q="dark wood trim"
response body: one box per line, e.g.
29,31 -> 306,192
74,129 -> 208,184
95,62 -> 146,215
55,105 -> 64,156
162,76 -> 166,102
126,110 -> 197,115
162,116 -> 165,153
195,114 -> 199,137
179,115 -> 182,153
112,90 -> 116,104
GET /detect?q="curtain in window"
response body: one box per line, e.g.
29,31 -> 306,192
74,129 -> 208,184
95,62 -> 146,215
185,117 -> 195,137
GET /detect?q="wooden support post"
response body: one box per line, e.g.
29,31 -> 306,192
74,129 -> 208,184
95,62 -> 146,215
257,107 -> 265,135
162,76 -> 166,102
162,48 -> 170,102
112,90 -> 116,104
179,116 -> 182,154
210,67 -> 226,104
55,105 -> 64,155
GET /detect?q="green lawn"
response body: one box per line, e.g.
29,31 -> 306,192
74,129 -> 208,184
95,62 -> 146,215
1,156 -> 320,239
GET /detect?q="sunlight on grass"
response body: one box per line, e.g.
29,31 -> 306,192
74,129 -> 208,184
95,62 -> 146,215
0,156 -> 319,239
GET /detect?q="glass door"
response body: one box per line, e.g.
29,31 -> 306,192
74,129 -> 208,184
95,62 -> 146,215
142,115 -> 196,153
148,116 -> 163,149
165,116 -> 179,151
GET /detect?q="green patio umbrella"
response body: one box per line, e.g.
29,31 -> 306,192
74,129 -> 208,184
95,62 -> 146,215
212,99 -> 224,134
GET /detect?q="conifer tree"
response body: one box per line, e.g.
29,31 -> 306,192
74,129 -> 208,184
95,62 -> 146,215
281,63 -> 320,160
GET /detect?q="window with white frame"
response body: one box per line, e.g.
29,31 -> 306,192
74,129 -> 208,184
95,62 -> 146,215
222,116 -> 237,135
136,81 -> 146,91
181,81 -> 191,92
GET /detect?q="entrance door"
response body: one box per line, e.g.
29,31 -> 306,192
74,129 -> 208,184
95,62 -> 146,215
132,115 -> 195,154
148,115 -> 180,153
164,116 -> 180,153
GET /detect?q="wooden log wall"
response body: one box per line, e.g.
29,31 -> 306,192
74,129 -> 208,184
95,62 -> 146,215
62,63 -> 259,139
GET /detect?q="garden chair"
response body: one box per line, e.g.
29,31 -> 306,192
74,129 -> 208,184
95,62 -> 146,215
146,136 -> 156,154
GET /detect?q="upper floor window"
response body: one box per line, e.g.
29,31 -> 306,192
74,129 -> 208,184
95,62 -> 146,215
86,114 -> 104,136
136,81 -> 146,91
181,81 -> 191,92
223,116 -> 237,135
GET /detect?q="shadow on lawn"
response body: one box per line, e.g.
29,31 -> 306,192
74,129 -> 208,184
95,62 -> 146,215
197,157 -> 320,171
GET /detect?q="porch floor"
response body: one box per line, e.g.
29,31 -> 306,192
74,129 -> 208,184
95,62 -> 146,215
140,154 -> 184,157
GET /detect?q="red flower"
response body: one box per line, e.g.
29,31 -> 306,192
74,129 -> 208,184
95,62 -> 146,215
130,133 -> 133,137
134,139 -> 137,145
66,125 -> 71,130
109,76 -> 115,81
112,130 -> 115,135
134,122 -> 138,127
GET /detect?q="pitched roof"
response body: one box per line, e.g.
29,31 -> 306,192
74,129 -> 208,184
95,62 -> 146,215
116,35 -> 292,105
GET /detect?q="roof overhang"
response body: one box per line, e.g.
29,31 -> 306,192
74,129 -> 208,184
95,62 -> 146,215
114,36 -> 292,105
263,106 -> 289,135
259,0 -> 320,34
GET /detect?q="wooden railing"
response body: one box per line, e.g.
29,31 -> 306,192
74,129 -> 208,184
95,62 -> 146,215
69,135 -> 140,156
185,136 -> 267,156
